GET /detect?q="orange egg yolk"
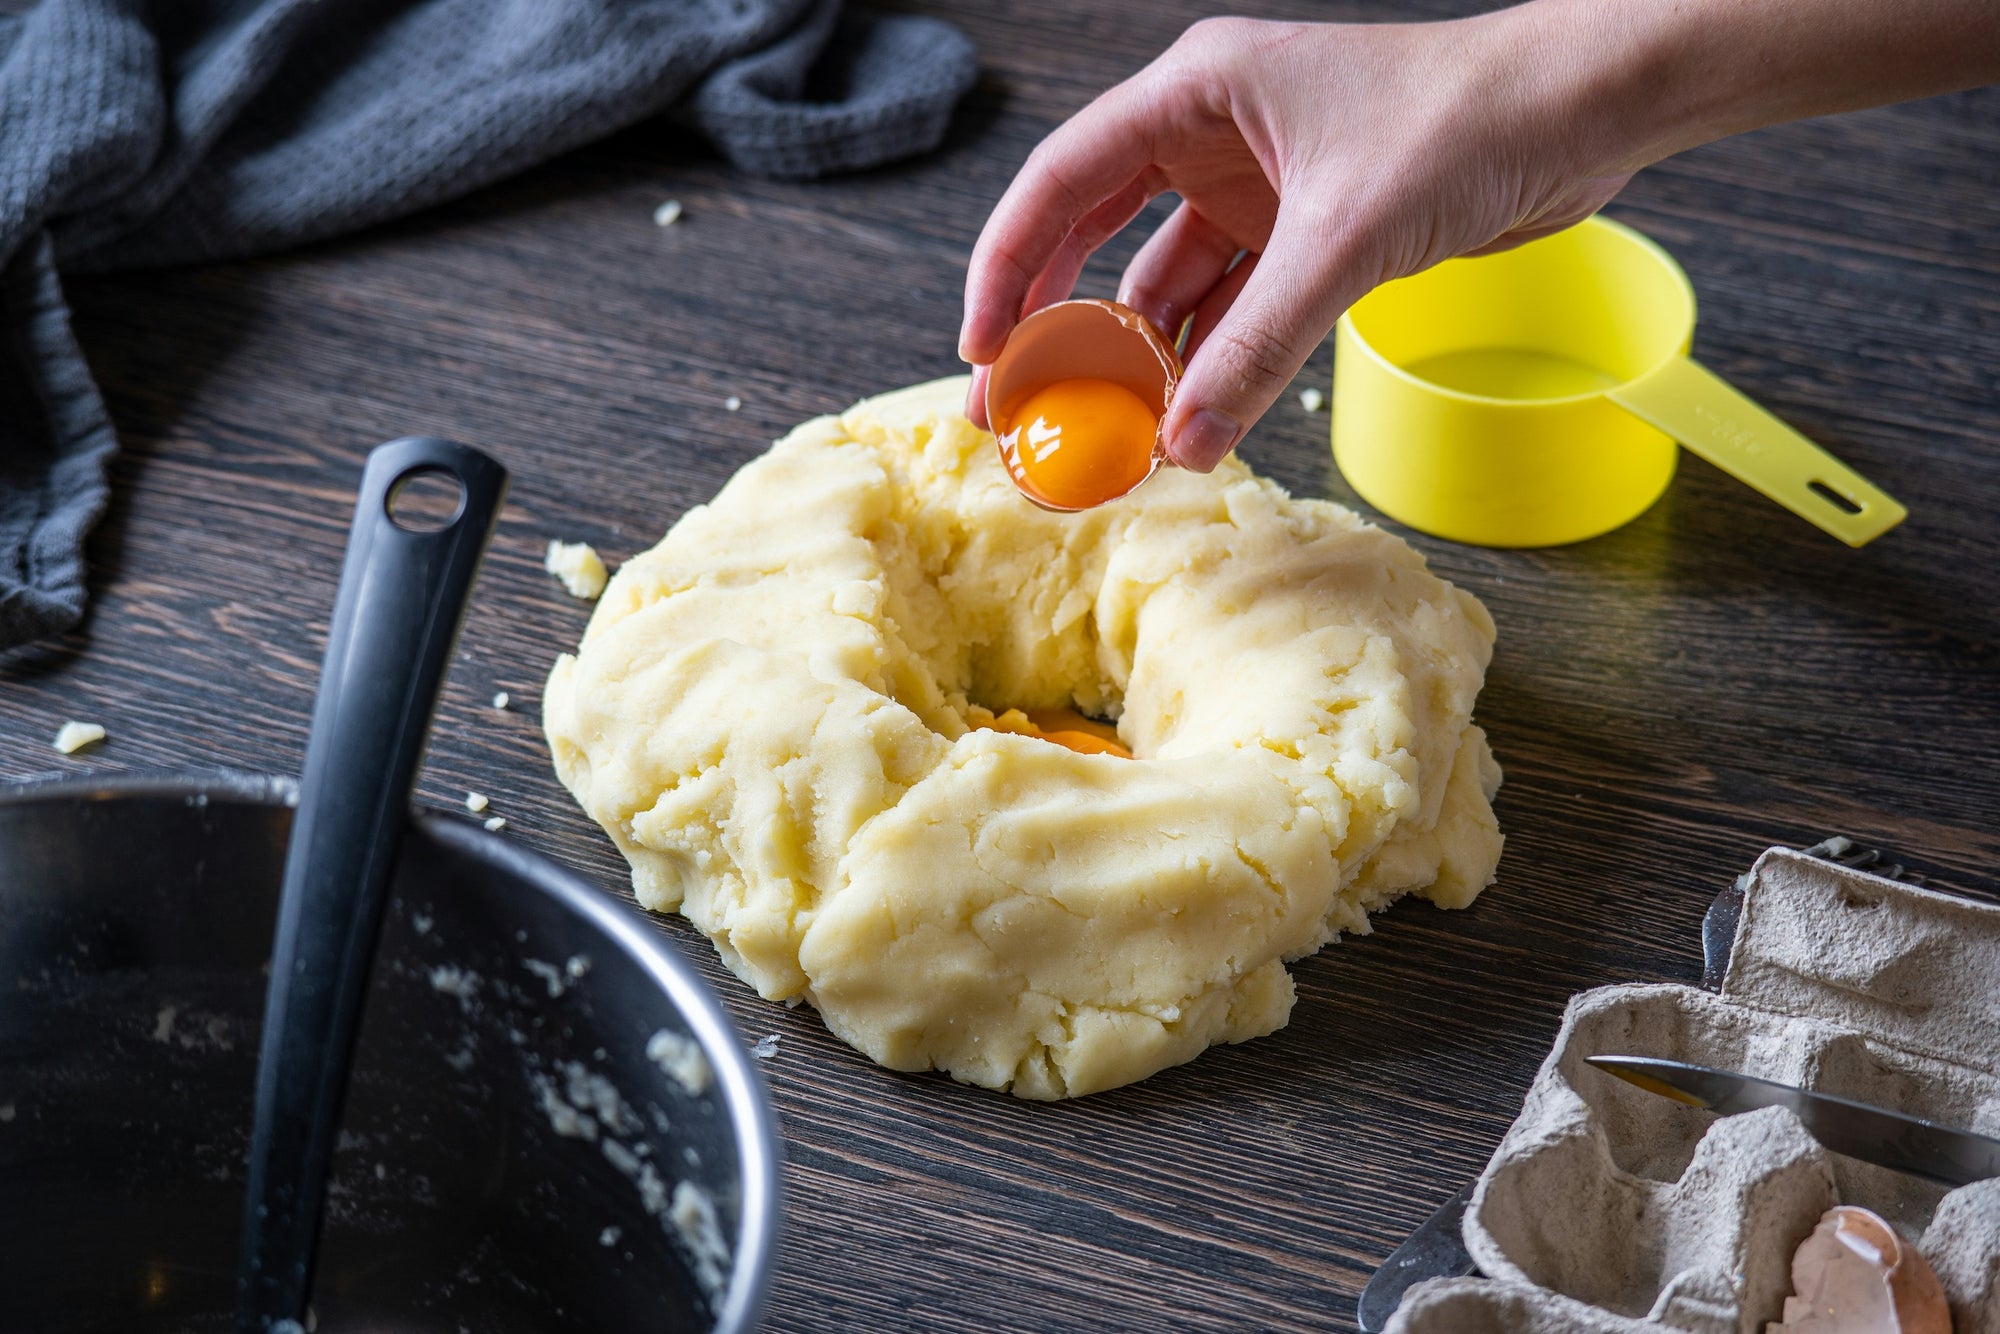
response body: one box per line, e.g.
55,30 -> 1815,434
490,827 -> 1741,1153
979,707 -> 1132,759
999,378 -> 1157,510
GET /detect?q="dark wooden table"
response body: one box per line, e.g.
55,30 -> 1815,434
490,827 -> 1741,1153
5,2 -> 1997,1329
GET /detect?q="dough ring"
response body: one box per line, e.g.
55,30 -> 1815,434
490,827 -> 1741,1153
544,377 -> 1502,1099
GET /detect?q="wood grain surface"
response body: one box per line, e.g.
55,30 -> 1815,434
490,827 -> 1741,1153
5,2 -> 1999,1330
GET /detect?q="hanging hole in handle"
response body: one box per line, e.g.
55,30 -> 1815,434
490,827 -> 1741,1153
386,467 -> 467,533
1806,479 -> 1864,516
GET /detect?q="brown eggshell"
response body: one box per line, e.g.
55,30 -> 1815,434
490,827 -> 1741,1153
985,300 -> 1182,511
1770,1205 -> 1953,1334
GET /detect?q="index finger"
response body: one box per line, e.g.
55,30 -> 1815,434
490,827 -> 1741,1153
958,81 -> 1164,365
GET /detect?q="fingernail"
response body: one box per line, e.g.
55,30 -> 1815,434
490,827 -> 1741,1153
1170,408 -> 1239,472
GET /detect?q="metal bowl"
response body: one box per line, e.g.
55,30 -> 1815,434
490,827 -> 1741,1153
0,771 -> 782,1333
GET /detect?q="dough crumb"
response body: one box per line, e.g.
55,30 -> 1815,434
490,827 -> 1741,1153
492,691 -> 510,710
465,792 -> 489,814
601,1135 -> 641,1177
531,1071 -> 596,1141
724,395 -> 743,412
1,1103 -> 15,1123
564,1061 -> 640,1136
600,1225 -> 622,1247
427,966 -> 480,1012
483,815 -> 507,833
647,1028 -> 713,1096
565,954 -> 591,979
634,1159 -> 668,1216
545,539 -> 609,600
52,721 -> 105,754
524,958 -> 567,998
669,1181 -> 731,1304
1298,386 -> 1325,413
652,199 -> 683,227
751,1034 -> 780,1061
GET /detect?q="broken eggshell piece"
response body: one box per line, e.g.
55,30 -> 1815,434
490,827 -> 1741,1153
1771,1206 -> 1952,1334
985,299 -> 1181,512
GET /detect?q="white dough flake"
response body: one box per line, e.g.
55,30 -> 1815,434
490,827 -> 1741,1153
531,1071 -> 596,1141
52,721 -> 105,754
427,966 -> 480,1013
523,958 -> 567,997
544,539 -> 609,600
647,1028 -> 713,1096
669,1181 -> 732,1304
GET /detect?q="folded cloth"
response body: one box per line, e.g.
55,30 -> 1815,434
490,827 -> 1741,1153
0,0 -> 976,650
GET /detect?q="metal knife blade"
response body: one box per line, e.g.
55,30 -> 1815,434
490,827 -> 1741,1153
1355,1182 -> 1477,1333
1587,1055 -> 2000,1189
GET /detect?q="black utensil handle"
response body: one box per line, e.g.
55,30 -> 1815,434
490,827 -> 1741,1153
238,438 -> 507,1330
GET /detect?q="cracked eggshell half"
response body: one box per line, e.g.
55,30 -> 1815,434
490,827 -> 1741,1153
1773,1206 -> 1952,1334
986,299 -> 1181,511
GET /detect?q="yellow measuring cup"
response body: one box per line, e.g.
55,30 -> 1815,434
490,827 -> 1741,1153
1331,215 -> 1906,547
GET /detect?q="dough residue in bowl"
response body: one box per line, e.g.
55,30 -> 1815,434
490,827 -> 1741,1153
543,376 -> 1502,1099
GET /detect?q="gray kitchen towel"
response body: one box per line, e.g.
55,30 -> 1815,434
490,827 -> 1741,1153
0,0 -> 977,650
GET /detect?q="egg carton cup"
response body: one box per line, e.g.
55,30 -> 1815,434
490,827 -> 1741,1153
1387,845 -> 2000,1334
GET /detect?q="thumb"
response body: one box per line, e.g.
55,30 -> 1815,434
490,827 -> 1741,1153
1162,208 -> 1363,472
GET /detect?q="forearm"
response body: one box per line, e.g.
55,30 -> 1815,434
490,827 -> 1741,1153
1494,0 -> 2000,176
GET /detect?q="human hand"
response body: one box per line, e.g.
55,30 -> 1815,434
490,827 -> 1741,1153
958,7 -> 1644,471
962,0 -> 2000,473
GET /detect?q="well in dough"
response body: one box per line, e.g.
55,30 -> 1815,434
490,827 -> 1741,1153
543,377 -> 1503,1099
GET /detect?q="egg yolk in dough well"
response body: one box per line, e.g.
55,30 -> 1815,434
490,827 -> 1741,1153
980,707 -> 1132,758
999,378 -> 1157,510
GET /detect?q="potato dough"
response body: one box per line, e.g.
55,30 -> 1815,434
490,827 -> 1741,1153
544,377 -> 1502,1098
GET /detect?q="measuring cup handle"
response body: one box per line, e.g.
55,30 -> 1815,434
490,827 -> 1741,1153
1605,356 -> 1907,547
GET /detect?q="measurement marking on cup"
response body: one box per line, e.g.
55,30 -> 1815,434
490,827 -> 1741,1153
1693,402 -> 1762,457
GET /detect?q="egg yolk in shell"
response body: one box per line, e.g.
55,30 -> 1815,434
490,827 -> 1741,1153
999,378 -> 1158,510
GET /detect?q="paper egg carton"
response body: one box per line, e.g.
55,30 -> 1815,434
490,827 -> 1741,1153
1387,844 -> 2000,1334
